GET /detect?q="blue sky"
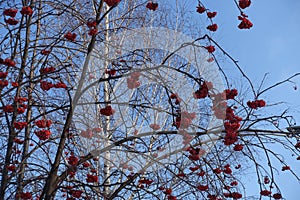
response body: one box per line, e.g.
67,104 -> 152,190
199,1 -> 300,199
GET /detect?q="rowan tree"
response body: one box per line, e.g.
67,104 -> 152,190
0,0 -> 299,200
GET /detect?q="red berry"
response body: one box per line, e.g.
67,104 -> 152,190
207,12 -> 217,19
239,0 -> 251,9
196,6 -> 206,14
207,24 -> 218,32
146,2 -> 158,11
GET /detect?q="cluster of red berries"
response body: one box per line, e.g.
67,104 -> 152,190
87,21 -> 97,28
207,11 -> 217,18
247,99 -> 266,109
189,166 -> 200,172
88,28 -> 98,36
273,193 -> 283,199
40,67 -> 56,74
225,89 -> 238,100
3,6 -> 33,25
0,71 -> 8,79
86,174 -> 98,183
40,80 -> 67,91
3,104 -> 25,114
0,79 -> 8,88
213,167 -> 222,174
100,105 -> 115,116
41,49 -> 51,55
138,178 -> 153,185
160,188 -> 176,200
282,165 -> 290,171
193,81 -> 213,99
105,69 -> 117,76
146,2 -> 158,11
7,165 -> 16,171
196,4 -> 219,32
233,144 -> 243,151
207,24 -> 218,32
186,146 -> 205,161
0,58 -> 16,67
68,154 -> 79,166
197,184 -> 209,191
87,20 -> 98,36
0,69 -> 9,88
70,190 -> 83,198
205,45 -> 215,53
3,8 -> 18,17
15,192 -> 32,200
238,15 -> 253,29
34,129 -> 51,140
20,6 -> 33,16
223,164 -> 233,175
39,81 -> 52,91
264,176 -> 270,184
223,192 -> 242,199
64,32 -> 77,41
13,122 -> 28,130
3,8 -> 18,25
5,17 -> 19,25
82,162 -> 91,168
35,119 -> 52,128
197,1 -> 252,30
104,0 -> 120,7
197,6 -> 206,14
230,180 -> 238,186
14,138 -> 24,144
223,107 -> 243,146
2,97 -> 28,115
260,190 -> 272,196
239,0 -> 251,9
34,117 -> 52,140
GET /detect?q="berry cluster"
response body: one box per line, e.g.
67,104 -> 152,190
100,105 -> 115,116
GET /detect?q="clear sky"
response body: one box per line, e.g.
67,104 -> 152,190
198,1 -> 300,199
